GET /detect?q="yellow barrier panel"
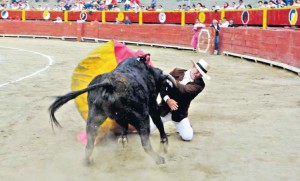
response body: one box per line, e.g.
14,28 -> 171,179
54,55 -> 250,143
64,10 -> 68,22
181,10 -> 185,26
263,8 -> 267,30
22,10 -> 25,22
139,11 -> 143,25
221,10 -> 225,19
102,11 -> 106,23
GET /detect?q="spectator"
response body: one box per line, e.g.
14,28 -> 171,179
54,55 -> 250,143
211,19 -> 220,55
236,0 -> 246,9
53,16 -> 63,23
182,4 -> 188,11
133,1 -> 141,13
191,18 -> 205,51
277,0 -> 286,7
112,4 -> 120,11
196,3 -> 203,10
11,2 -> 19,10
202,5 -> 209,10
140,5 -> 146,11
269,0 -> 277,8
257,1 -> 265,8
222,2 -> 230,9
176,5 -> 182,11
220,17 -> 229,27
124,0 -> 130,11
115,17 -> 122,24
247,4 -> 253,8
293,0 -> 300,6
44,4 -> 50,10
156,4 -> 163,11
150,0 -> 157,8
36,4 -> 44,11
228,19 -> 236,27
228,2 -> 237,9
286,0 -> 294,5
211,1 -> 220,11
124,16 -> 132,24
190,4 -> 196,11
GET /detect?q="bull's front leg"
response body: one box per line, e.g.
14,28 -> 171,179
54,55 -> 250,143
150,110 -> 168,153
139,126 -> 165,165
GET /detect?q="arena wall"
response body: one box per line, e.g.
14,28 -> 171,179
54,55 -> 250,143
219,28 -> 300,69
0,21 -> 299,72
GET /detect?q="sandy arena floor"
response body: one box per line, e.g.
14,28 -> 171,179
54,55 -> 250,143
0,38 -> 299,181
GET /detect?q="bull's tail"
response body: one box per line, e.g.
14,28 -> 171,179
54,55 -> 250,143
48,82 -> 109,128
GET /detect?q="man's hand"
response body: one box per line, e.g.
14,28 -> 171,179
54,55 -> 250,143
166,99 -> 178,111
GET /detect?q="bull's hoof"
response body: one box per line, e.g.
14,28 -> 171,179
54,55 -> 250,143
155,156 -> 165,165
84,158 -> 94,166
117,136 -> 128,148
159,143 -> 168,154
160,138 -> 168,153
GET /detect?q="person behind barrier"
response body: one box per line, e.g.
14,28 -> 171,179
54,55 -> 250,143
277,0 -> 286,7
220,17 -> 229,27
227,1 -> 237,9
236,0 -> 246,9
150,59 -> 210,141
124,16 -> 132,24
222,2 -> 230,9
228,19 -> 236,27
182,4 -> 188,11
286,0 -> 294,6
210,19 -> 220,55
156,4 -> 163,11
211,1 -> 221,11
293,0 -> 300,6
191,18 -> 205,52
257,1 -> 265,8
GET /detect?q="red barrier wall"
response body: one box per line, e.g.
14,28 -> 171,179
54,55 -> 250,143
0,21 -> 299,70
0,21 -> 78,37
0,21 -> 214,50
219,28 -> 300,68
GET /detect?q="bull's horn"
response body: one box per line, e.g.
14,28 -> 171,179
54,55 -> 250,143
164,72 -> 177,88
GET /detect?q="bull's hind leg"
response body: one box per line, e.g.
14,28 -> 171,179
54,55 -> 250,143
85,107 -> 107,165
139,119 -> 165,165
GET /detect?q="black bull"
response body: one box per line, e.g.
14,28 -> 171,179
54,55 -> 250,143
49,56 -> 177,165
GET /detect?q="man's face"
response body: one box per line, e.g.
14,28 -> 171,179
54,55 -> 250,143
191,66 -> 202,80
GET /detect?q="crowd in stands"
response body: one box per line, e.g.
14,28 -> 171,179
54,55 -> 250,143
1,0 -> 300,11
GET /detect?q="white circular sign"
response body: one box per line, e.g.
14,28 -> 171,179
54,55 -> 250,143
241,10 -> 250,25
43,11 -> 50,20
80,12 -> 87,21
158,12 -> 166,23
1,11 -> 9,19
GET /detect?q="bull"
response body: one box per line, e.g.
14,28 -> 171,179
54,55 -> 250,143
49,55 -> 177,165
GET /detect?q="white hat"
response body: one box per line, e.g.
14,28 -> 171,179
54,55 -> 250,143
192,59 -> 211,80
